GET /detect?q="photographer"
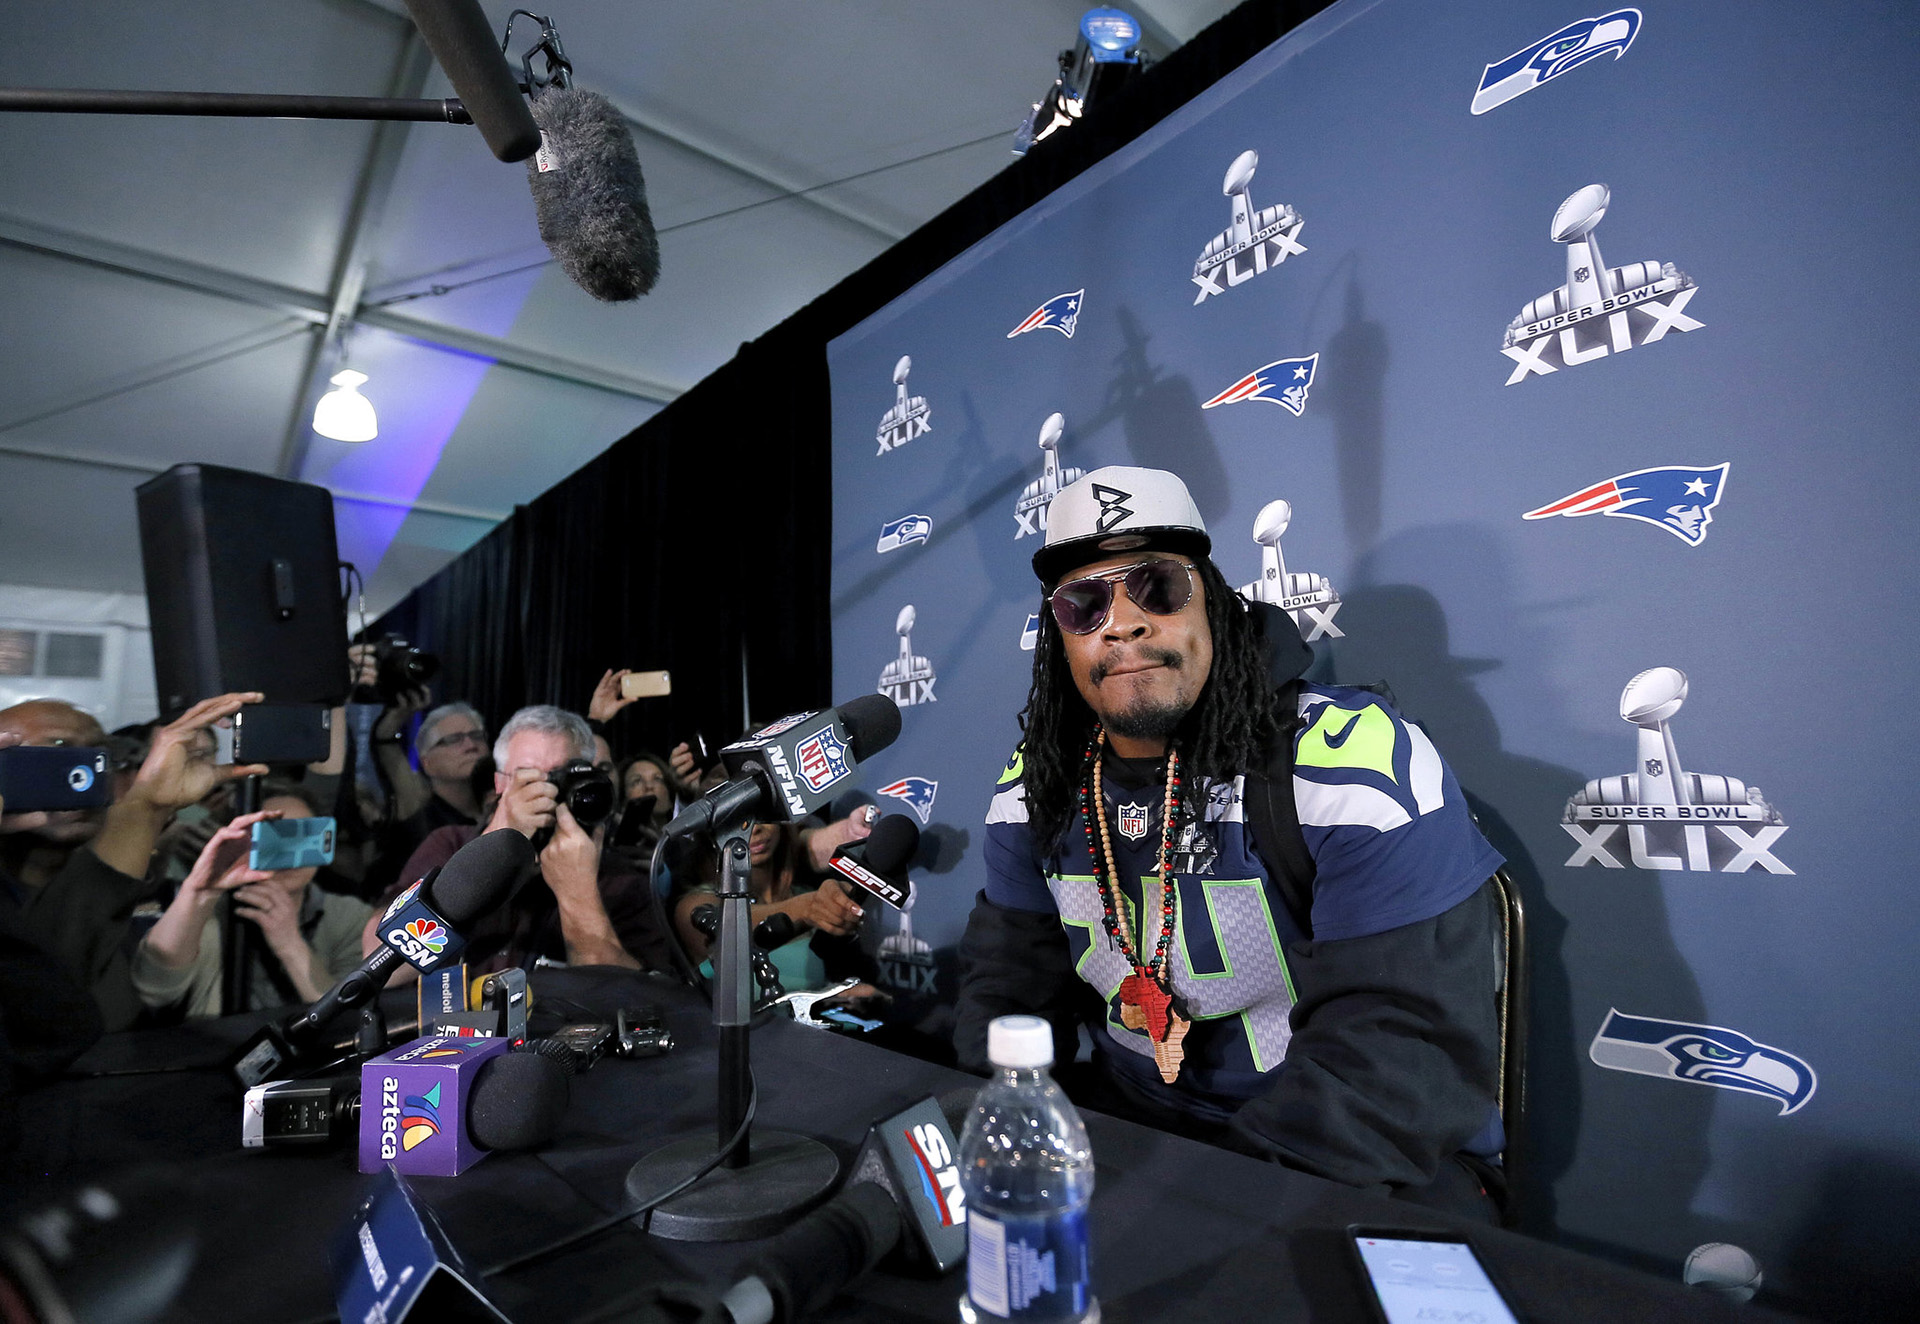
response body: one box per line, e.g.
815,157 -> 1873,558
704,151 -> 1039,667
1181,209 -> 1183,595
363,705 -> 675,976
671,804 -> 881,985
362,701 -> 488,900
0,754 -> 110,1148
130,785 -> 373,1018
0,694 -> 268,1030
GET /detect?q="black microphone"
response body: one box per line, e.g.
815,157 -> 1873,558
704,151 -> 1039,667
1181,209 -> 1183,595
401,0 -> 542,161
828,813 -> 921,911
527,85 -> 661,301
725,1093 -> 971,1324
241,1048 -> 568,1151
231,830 -> 534,1087
666,695 -> 903,841
691,903 -> 798,953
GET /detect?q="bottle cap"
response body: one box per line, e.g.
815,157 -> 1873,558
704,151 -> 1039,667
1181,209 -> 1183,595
987,1015 -> 1053,1068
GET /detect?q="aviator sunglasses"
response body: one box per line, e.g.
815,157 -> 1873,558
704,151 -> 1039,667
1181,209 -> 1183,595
1048,558 -> 1197,635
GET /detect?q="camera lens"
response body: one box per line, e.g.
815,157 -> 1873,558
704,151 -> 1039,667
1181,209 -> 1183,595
398,647 -> 440,687
551,760 -> 615,828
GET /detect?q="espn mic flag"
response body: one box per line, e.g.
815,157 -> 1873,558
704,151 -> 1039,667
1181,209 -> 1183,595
830,812 -> 920,910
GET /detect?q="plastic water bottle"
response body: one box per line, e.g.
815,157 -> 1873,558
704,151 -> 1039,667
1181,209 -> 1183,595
958,1015 -> 1098,1323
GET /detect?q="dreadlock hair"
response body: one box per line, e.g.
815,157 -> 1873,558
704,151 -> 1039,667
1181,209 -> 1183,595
1017,556 -> 1289,854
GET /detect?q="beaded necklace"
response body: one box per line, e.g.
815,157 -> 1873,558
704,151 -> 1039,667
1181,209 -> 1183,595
1078,726 -> 1193,1083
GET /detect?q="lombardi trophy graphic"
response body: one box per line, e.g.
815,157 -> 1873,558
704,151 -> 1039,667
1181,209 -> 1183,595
879,887 -> 933,963
1502,184 -> 1700,384
1237,499 -> 1343,641
1013,412 -> 1085,540
1191,149 -> 1305,303
1562,668 -> 1789,873
876,354 -> 933,454
877,605 -> 937,707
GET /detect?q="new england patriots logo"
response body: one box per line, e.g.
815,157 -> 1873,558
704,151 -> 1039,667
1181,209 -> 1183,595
1007,289 -> 1084,339
1471,8 -> 1641,115
1201,353 -> 1319,418
878,777 -> 938,824
1523,462 -> 1729,546
1589,1009 -> 1816,1115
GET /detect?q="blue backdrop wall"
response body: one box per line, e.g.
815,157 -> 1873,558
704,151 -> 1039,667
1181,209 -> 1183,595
827,0 -> 1920,1308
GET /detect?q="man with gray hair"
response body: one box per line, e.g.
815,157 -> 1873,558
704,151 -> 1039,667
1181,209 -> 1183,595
364,701 -> 489,899
366,703 -> 673,974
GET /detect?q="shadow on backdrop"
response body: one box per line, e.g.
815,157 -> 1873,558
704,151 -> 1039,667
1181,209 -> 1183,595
1315,271 -> 1388,558
1091,304 -> 1230,524
1334,530 -> 1712,1250
1777,1148 -> 1920,1321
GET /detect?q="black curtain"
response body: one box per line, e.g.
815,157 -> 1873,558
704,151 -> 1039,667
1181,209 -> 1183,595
378,1 -> 1332,755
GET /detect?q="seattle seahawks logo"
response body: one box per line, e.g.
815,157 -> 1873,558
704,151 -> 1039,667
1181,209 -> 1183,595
1092,484 -> 1134,532
1589,1009 -> 1816,1115
1471,8 -> 1642,116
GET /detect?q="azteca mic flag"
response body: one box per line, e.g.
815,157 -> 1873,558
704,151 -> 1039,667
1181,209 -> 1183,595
527,86 -> 661,301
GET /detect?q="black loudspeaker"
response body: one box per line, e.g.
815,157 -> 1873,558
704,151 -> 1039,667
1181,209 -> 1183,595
136,464 -> 350,715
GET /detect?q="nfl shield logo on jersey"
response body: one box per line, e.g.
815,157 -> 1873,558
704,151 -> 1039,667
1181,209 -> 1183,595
1117,802 -> 1150,841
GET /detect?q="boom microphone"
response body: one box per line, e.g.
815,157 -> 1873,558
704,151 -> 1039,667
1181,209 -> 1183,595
231,830 -> 534,1087
829,813 -> 920,910
666,695 -> 903,841
401,0 -> 542,162
528,85 -> 661,301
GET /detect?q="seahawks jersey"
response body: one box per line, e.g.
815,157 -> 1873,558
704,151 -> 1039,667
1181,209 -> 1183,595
982,684 -> 1504,1116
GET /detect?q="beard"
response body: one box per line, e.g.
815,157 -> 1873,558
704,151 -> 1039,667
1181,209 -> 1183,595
1092,646 -> 1191,741
1102,696 -> 1189,743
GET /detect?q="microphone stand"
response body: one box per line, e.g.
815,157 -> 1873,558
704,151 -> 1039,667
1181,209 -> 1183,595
220,773 -> 265,1015
624,814 -> 840,1241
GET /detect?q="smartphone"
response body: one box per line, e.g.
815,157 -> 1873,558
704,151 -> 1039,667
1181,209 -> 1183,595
1348,1226 -> 1522,1324
231,702 -> 331,765
612,795 -> 656,848
0,746 -> 112,813
250,816 -> 336,871
689,731 -> 720,773
620,669 -> 672,700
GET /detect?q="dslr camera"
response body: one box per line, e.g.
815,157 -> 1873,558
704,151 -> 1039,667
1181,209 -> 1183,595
353,633 -> 440,704
548,759 -> 615,829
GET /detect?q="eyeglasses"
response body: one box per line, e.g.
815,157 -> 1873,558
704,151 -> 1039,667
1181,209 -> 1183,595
1048,559 -> 1196,635
427,728 -> 486,752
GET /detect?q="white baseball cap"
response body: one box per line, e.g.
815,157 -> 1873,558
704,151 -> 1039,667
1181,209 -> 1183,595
1033,465 -> 1211,584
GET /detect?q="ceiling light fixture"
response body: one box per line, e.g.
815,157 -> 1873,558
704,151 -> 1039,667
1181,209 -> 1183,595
312,368 -> 378,443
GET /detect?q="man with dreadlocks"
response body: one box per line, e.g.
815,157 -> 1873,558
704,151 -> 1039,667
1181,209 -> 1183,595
956,467 -> 1509,1218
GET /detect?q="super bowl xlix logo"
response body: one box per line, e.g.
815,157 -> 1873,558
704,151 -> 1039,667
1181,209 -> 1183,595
877,605 -> 937,707
1191,150 -> 1305,304
1014,413 -> 1084,540
1502,185 -> 1701,385
1562,668 -> 1789,873
878,890 -> 936,994
876,355 -> 932,454
1236,498 -> 1343,640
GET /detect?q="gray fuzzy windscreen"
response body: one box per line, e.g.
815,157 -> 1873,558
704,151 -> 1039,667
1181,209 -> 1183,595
527,86 -> 661,301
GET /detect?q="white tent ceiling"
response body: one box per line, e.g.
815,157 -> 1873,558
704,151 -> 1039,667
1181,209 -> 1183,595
0,0 -> 1235,616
